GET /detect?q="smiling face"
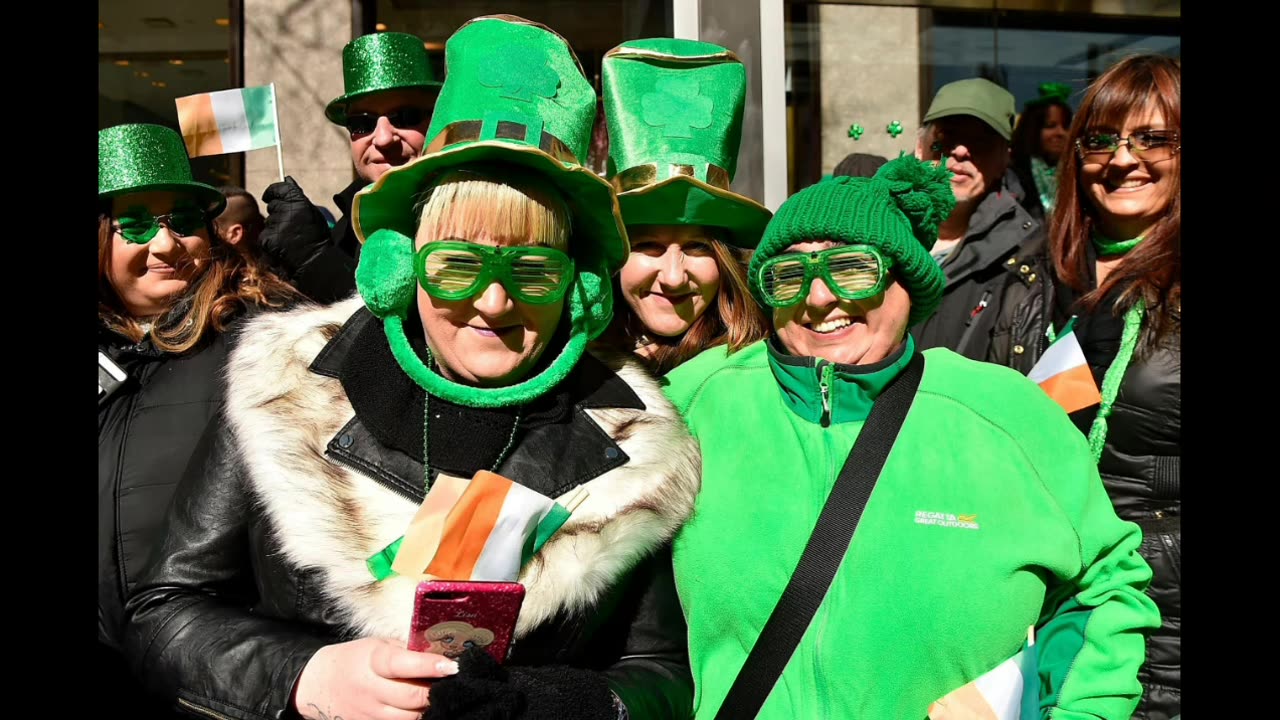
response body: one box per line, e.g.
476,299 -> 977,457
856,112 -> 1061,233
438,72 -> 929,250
1040,104 -> 1070,164
346,88 -> 437,183
104,190 -> 212,319
1079,105 -> 1179,241
770,241 -> 912,366
413,170 -> 572,388
619,224 -> 722,339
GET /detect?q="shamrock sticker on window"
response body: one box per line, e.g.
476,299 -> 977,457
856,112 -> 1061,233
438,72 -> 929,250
479,47 -> 561,103
642,77 -> 713,139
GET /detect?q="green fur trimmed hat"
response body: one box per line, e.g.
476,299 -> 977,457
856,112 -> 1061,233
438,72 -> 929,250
747,154 -> 956,326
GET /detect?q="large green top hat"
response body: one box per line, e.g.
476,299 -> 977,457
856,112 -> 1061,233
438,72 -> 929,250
99,123 -> 225,214
325,32 -> 443,125
602,38 -> 771,249
351,15 -> 628,409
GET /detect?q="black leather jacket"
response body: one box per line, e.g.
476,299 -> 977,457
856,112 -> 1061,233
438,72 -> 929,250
123,304 -> 694,720
988,248 -> 1181,720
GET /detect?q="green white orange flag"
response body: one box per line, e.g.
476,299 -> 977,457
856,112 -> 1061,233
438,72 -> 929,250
175,84 -> 280,156
1027,319 -> 1102,414
425,471 -> 573,582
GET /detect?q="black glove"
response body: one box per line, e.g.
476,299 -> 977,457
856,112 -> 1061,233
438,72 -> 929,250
424,647 -> 621,720
259,176 -> 336,278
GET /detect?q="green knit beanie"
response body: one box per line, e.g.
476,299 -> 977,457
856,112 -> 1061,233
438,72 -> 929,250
748,153 -> 956,325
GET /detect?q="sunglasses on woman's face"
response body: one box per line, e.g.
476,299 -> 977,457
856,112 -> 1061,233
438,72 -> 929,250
1076,130 -> 1180,164
345,106 -> 429,139
414,240 -> 576,305
756,245 -> 893,308
114,205 -> 206,244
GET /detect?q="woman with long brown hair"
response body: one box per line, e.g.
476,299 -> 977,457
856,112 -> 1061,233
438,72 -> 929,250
1010,82 -> 1074,221
599,38 -> 770,374
98,123 -> 296,713
989,54 -> 1180,720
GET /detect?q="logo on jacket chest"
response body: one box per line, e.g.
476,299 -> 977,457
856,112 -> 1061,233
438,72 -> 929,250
914,510 -> 980,530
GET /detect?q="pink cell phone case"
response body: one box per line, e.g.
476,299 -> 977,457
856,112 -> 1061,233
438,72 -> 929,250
407,581 -> 526,664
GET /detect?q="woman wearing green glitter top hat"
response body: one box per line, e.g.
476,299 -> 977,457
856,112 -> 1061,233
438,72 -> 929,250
97,123 -> 297,714
989,54 -> 1180,719
123,16 -> 696,720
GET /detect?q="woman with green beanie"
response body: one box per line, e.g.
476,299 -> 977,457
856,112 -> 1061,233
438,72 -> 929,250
989,54 -> 1181,720
664,153 -> 1160,719
124,17 -> 697,720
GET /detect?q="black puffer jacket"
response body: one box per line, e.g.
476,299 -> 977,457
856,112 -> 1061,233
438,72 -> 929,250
989,247 -> 1180,720
98,323 -> 231,716
123,299 -> 698,720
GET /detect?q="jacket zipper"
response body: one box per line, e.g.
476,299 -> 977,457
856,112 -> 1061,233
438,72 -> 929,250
818,361 -> 834,427
176,697 -> 236,720
330,451 -> 422,504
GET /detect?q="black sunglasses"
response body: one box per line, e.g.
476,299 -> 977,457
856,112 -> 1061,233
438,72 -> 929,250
345,106 -> 429,138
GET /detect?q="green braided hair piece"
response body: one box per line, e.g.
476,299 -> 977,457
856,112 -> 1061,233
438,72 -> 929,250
1087,299 -> 1146,463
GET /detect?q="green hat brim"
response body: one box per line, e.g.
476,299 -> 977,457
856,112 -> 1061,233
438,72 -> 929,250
325,82 -> 445,126
99,181 -> 226,216
352,141 -> 629,273
618,176 -> 770,250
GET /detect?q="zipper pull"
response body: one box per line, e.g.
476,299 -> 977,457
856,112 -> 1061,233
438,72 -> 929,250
819,362 -> 833,426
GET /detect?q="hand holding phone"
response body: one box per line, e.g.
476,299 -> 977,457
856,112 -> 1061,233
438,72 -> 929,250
407,581 -> 525,664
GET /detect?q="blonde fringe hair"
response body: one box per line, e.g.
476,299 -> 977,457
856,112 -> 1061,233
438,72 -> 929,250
414,167 -> 572,251
97,214 -> 298,355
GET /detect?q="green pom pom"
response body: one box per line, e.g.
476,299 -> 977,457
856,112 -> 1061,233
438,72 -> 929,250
357,228 -> 417,318
875,154 -> 957,248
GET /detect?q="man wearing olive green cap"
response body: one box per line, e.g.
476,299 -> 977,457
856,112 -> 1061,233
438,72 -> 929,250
259,31 -> 443,304
910,76 -> 1045,363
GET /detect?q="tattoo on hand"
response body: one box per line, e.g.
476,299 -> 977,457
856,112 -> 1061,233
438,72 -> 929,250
307,704 -> 345,720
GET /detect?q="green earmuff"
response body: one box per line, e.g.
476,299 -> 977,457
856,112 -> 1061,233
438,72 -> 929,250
356,228 -> 418,319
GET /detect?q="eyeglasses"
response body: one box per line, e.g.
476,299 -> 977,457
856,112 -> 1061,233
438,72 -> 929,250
114,206 -> 206,244
755,245 -> 892,308
345,106 -> 429,138
1076,130 -> 1180,164
414,240 -> 576,305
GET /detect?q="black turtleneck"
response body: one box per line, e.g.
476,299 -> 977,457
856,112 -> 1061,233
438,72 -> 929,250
338,309 -> 575,478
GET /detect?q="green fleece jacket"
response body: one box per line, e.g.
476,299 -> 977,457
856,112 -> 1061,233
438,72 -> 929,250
663,337 -> 1159,719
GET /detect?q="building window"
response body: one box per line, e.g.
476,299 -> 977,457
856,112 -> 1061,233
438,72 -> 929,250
785,2 -> 1180,193
99,1 -> 242,188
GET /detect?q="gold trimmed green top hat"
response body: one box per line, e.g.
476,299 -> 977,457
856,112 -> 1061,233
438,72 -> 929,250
98,123 -> 225,214
325,32 -> 443,125
350,15 -> 628,410
602,38 -> 771,249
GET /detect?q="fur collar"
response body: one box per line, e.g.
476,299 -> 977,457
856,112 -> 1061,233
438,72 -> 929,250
224,297 -> 700,640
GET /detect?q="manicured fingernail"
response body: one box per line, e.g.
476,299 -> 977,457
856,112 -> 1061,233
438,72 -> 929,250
436,659 -> 459,675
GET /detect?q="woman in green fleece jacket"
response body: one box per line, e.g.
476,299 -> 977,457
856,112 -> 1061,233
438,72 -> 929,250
664,154 -> 1159,719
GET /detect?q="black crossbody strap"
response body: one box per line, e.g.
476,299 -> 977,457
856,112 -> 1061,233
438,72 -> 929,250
714,352 -> 926,720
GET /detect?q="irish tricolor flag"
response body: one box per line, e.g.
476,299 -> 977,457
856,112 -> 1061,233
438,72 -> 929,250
928,627 -> 1039,720
424,471 -> 575,582
1027,319 -> 1102,414
175,84 -> 280,158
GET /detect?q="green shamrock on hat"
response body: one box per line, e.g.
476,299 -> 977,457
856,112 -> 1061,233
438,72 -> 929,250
642,77 -> 714,139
